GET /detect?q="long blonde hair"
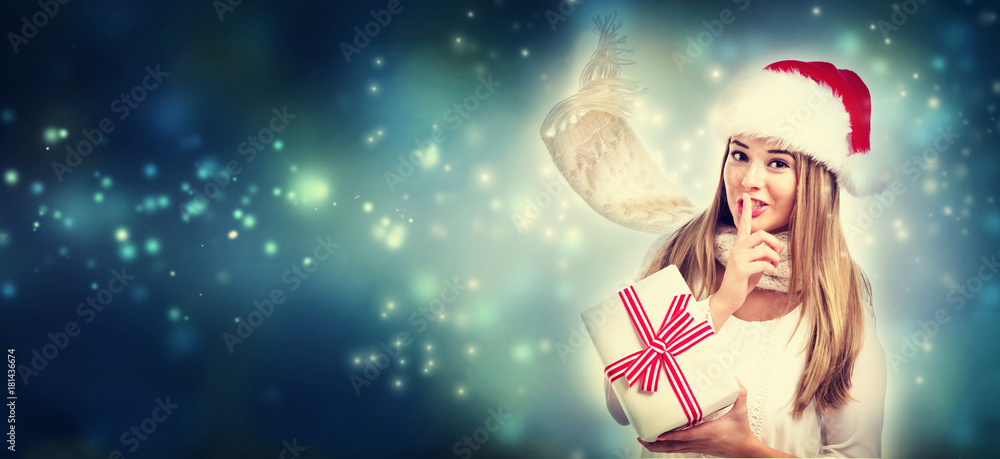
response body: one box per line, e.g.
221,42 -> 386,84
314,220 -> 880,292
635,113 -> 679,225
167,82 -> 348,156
642,138 -> 873,417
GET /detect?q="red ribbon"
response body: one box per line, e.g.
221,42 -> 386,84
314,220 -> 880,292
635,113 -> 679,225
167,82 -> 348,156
603,286 -> 714,426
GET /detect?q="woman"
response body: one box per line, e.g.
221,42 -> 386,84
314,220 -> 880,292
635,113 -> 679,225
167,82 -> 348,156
540,17 -> 888,458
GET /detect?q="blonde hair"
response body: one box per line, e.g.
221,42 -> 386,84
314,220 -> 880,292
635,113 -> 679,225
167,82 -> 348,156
642,137 -> 873,417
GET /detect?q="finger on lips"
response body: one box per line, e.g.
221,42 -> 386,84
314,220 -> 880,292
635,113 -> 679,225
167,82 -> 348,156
738,192 -> 751,239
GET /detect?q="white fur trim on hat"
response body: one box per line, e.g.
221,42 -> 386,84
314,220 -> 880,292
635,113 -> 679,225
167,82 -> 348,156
836,144 -> 893,197
710,69 -> 887,196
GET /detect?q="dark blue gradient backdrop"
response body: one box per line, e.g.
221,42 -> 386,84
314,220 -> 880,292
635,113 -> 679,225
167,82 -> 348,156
1,0 -> 998,457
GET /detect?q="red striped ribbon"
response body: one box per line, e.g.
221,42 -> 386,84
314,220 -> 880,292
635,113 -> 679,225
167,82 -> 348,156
603,286 -> 715,426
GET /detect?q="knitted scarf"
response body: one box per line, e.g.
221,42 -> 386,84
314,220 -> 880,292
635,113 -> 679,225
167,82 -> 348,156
713,224 -> 794,293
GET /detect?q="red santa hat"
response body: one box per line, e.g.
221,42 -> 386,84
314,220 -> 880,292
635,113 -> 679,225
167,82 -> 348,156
711,60 -> 889,197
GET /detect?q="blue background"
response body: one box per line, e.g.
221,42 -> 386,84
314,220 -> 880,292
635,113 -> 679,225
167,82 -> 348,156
0,0 -> 998,457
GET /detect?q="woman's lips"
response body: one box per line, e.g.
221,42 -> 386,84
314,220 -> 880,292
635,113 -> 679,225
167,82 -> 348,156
738,198 -> 769,218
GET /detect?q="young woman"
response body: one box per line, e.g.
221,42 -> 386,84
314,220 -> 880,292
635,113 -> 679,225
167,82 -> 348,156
541,17 -> 887,458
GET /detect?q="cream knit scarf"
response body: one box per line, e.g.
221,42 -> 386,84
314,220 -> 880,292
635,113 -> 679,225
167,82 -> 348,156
713,224 -> 795,293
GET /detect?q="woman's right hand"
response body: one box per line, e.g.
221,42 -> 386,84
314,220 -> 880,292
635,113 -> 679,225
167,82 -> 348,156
710,193 -> 785,328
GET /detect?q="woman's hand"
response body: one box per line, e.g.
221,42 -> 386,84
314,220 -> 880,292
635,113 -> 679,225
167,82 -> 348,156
637,379 -> 794,458
711,192 -> 785,329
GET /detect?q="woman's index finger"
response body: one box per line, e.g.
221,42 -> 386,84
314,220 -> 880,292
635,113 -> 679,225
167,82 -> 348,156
737,192 -> 751,241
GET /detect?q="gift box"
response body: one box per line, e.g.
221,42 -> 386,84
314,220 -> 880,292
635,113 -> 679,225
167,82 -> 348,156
582,265 -> 740,442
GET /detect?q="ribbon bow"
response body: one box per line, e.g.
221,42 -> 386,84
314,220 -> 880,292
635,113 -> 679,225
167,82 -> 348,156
604,286 -> 714,425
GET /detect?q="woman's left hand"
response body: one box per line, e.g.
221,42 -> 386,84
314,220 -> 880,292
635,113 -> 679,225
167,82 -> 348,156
637,380 -> 776,457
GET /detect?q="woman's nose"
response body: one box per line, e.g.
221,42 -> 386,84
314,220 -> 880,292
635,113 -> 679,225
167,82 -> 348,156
741,162 -> 765,189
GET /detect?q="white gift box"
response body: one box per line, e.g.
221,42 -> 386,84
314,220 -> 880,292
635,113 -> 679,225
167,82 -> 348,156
582,265 -> 740,442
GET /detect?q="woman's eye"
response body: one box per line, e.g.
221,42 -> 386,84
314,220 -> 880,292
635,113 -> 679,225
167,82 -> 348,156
730,151 -> 747,161
770,160 -> 790,169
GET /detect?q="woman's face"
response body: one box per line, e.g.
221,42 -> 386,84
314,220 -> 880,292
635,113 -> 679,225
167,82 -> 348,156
723,135 -> 797,233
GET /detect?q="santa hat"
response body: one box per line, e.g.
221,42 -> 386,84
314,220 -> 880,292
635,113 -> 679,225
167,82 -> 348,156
711,60 -> 889,197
